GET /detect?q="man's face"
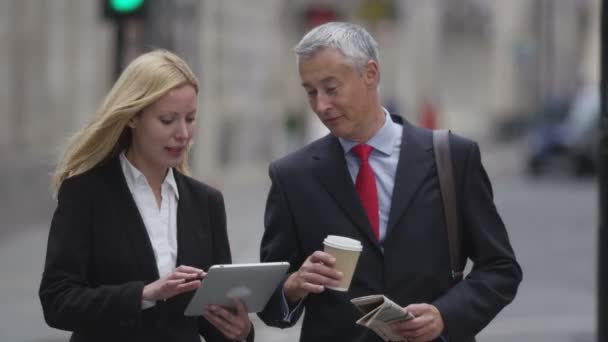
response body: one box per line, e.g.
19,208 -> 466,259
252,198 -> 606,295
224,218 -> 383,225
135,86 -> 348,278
298,48 -> 378,142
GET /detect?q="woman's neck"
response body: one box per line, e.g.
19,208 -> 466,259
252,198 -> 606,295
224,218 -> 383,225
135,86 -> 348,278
125,149 -> 167,192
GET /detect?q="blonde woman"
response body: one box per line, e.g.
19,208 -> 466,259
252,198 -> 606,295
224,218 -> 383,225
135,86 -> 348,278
39,50 -> 253,342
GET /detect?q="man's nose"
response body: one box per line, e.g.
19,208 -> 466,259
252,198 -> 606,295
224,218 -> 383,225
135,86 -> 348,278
315,93 -> 332,113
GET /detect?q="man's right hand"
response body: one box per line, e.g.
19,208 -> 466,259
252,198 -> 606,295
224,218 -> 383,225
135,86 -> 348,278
283,251 -> 343,304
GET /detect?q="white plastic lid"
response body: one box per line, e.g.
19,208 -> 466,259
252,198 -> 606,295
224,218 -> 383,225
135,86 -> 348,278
323,235 -> 362,251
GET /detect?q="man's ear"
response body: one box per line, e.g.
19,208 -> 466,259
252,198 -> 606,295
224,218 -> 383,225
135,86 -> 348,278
363,60 -> 379,87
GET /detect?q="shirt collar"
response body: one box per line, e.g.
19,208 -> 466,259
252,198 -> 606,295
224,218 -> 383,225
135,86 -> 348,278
164,168 -> 179,200
119,152 -> 180,200
339,107 -> 399,156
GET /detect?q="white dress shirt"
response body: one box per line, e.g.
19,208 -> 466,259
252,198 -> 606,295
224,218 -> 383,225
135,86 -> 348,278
119,152 -> 179,308
279,108 -> 402,321
339,110 -> 402,243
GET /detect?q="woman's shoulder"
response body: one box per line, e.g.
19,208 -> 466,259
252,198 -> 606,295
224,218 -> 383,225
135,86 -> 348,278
174,171 -> 223,200
57,158 -> 117,198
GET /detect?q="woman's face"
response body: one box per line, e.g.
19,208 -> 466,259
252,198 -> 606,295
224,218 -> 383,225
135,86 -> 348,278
128,84 -> 197,176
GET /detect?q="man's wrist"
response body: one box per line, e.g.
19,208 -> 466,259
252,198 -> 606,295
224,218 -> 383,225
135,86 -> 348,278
283,274 -> 305,304
284,285 -> 304,304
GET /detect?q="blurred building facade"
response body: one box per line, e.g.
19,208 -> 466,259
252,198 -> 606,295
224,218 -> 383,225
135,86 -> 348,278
0,1 -> 113,161
0,0 -> 599,182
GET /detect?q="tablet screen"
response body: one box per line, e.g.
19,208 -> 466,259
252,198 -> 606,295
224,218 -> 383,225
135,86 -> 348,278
184,262 -> 289,316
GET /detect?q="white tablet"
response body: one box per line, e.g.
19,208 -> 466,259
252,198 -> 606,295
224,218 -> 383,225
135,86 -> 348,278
184,262 -> 290,316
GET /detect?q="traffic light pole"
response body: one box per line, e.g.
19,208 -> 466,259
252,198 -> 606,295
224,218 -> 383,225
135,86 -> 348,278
113,19 -> 126,81
599,1 -> 607,341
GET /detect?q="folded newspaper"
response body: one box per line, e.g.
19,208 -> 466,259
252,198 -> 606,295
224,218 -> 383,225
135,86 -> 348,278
351,294 -> 414,342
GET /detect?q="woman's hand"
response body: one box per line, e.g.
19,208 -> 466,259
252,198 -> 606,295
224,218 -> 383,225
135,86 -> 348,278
204,299 -> 252,340
142,265 -> 206,301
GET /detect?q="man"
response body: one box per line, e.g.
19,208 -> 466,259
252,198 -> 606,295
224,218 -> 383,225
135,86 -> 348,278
258,22 -> 522,342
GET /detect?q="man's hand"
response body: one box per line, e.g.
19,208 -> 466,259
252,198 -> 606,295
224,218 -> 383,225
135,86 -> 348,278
283,251 -> 343,303
389,303 -> 444,342
204,299 -> 252,340
142,265 -> 205,301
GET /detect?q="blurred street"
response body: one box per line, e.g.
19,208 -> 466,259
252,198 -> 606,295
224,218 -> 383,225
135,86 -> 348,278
0,138 -> 596,342
0,0 -> 602,341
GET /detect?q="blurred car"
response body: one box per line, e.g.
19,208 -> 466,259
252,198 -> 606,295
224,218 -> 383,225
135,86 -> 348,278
527,84 -> 599,177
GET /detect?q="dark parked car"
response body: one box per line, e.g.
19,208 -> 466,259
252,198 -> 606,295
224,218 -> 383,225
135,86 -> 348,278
527,85 -> 598,177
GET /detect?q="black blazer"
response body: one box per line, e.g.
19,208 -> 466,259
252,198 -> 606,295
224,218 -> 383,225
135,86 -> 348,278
39,156 -> 253,342
258,117 -> 522,342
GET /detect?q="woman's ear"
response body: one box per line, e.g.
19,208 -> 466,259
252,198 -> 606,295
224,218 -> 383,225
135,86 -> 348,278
127,115 -> 138,129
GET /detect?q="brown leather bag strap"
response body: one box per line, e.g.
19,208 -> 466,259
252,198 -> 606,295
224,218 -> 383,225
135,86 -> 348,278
433,129 -> 464,281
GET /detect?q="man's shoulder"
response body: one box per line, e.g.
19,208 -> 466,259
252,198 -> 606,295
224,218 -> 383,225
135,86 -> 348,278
270,134 -> 334,170
447,130 -> 477,150
437,130 -> 482,172
401,119 -> 477,152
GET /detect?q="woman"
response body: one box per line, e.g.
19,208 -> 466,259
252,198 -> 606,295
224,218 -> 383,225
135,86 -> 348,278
39,50 -> 253,342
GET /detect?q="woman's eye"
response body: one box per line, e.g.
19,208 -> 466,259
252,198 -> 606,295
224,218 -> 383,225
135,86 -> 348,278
160,118 -> 173,125
186,117 -> 196,124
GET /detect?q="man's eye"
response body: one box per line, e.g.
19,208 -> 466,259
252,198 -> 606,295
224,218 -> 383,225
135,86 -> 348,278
306,89 -> 317,96
326,87 -> 337,94
186,117 -> 196,124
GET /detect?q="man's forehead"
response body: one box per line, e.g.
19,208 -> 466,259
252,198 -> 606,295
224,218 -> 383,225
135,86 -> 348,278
301,76 -> 339,88
299,56 -> 354,86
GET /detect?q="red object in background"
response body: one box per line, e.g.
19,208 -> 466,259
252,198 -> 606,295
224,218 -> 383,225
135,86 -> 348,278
305,6 -> 338,28
419,100 -> 439,129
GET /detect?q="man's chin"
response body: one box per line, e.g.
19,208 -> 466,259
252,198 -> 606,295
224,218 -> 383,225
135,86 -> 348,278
329,129 -> 353,140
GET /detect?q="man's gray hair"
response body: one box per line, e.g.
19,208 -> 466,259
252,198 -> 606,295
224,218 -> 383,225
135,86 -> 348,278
294,22 -> 380,73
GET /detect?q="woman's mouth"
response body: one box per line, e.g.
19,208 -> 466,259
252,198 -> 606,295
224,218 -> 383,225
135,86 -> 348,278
165,146 -> 185,157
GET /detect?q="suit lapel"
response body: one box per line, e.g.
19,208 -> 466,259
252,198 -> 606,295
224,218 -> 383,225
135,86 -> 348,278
103,157 -> 159,280
312,136 -> 382,252
173,172 -> 206,268
386,120 -> 434,236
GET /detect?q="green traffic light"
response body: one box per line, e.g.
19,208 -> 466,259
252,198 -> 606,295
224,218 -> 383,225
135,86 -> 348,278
109,0 -> 144,14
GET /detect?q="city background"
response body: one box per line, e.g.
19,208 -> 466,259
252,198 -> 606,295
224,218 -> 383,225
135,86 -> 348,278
0,0 -> 600,341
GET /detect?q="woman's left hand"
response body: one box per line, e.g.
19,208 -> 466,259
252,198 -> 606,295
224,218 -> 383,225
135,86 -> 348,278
204,298 -> 252,340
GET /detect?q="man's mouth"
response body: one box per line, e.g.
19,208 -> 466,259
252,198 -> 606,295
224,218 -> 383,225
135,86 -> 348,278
324,115 -> 342,124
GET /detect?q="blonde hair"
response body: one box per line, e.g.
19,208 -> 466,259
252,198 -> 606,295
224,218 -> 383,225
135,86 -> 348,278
52,49 -> 199,193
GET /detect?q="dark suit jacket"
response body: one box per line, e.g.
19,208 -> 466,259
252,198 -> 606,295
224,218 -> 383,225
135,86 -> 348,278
258,117 -> 522,342
39,155 -> 253,342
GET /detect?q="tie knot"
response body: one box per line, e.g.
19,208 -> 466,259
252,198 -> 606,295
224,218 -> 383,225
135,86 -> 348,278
352,144 -> 373,162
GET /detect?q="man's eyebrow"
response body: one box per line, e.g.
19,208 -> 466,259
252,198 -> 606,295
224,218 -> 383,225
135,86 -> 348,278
321,77 -> 338,84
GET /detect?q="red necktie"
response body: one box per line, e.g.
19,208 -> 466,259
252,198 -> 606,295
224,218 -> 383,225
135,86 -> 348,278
352,144 -> 379,240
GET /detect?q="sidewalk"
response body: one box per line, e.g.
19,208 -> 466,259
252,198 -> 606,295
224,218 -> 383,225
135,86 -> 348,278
0,158 -> 55,236
0,139 -> 597,342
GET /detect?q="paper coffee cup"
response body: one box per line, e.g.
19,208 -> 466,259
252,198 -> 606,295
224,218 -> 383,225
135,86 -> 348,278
323,235 -> 362,291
